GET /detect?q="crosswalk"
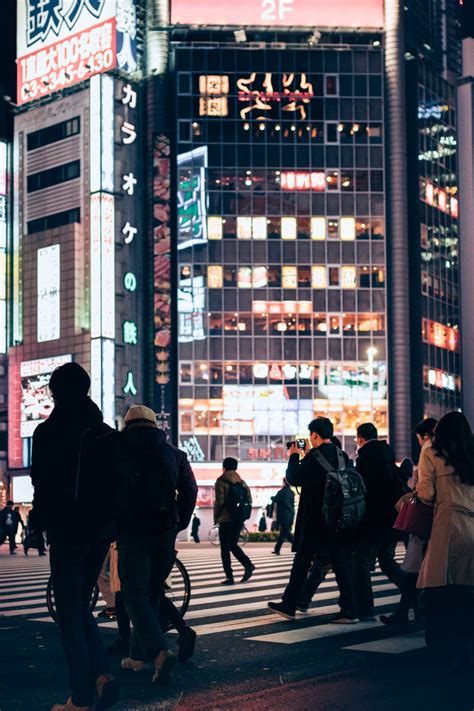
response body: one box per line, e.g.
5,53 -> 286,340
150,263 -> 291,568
0,546 -> 426,656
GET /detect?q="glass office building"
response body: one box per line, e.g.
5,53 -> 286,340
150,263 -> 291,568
173,43 -> 388,463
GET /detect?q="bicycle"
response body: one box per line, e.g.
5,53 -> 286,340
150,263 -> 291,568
46,557 -> 191,632
208,524 -> 249,546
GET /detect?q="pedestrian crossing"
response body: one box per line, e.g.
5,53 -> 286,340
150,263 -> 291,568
0,546 -> 426,656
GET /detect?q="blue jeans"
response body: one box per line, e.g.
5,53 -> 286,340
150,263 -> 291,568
50,542 -> 110,706
118,530 -> 176,661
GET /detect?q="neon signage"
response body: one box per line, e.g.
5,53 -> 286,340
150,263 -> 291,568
280,171 -> 325,191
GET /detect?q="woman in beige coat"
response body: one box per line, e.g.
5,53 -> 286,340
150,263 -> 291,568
416,411 -> 474,664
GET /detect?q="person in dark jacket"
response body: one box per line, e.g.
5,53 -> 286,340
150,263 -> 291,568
268,417 -> 358,623
30,363 -> 120,711
272,480 -> 294,554
191,512 -> 201,543
258,514 -> 267,532
117,405 -> 198,685
0,501 -> 22,554
352,422 -> 406,619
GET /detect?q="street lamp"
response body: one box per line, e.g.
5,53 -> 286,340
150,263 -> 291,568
367,347 -> 378,417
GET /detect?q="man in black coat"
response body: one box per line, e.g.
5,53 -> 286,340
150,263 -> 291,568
353,422 -> 406,619
117,405 -> 198,683
268,417 -> 358,623
272,480 -> 294,554
31,363 -> 121,711
0,501 -> 22,554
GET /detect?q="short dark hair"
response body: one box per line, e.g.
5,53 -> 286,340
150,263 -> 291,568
49,363 -> 90,403
6,500 -> 13,506
414,418 -> 437,439
308,417 -> 333,439
223,457 -> 238,471
357,423 -> 378,441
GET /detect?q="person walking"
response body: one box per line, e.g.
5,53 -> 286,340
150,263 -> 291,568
191,512 -> 201,543
416,411 -> 474,667
0,501 -> 22,555
268,417 -> 361,623
214,457 -> 255,585
117,405 -> 198,684
258,513 -> 267,532
30,362 -> 123,711
272,480 -> 294,555
352,422 -> 407,620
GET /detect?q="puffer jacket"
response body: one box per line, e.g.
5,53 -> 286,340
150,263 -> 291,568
214,470 -> 252,523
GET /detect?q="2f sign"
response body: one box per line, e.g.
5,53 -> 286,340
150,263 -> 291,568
261,0 -> 294,21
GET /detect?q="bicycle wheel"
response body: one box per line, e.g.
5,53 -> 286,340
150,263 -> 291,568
161,557 -> 191,631
239,526 -> 249,546
46,576 -> 99,623
208,524 -> 220,546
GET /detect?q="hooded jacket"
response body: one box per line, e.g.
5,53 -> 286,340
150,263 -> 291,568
119,423 -> 198,537
30,396 -> 119,545
214,470 -> 252,524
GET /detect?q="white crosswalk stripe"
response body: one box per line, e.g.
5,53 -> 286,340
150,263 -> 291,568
0,547 -> 423,655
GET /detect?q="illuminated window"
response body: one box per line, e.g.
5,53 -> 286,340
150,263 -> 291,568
252,266 -> 268,288
340,217 -> 356,241
207,265 -> 223,288
326,171 -> 339,190
311,217 -> 326,240
327,219 -> 339,238
237,217 -> 252,239
311,266 -> 327,288
252,217 -> 267,240
179,362 -> 193,383
281,217 -> 297,240
208,216 -> 223,240
329,267 -> 340,287
341,266 -> 356,289
238,267 -> 252,288
282,266 -> 298,289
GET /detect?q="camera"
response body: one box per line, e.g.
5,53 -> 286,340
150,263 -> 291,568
286,438 -> 306,450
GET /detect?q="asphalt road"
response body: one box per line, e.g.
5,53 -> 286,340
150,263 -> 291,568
0,543 -> 472,711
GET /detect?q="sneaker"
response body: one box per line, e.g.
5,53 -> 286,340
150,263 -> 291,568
241,565 -> 256,583
330,612 -> 359,624
152,650 -> 177,685
380,612 -> 409,627
97,608 -> 116,621
296,604 -> 309,613
51,698 -> 94,711
96,674 -> 119,711
108,638 -> 129,655
267,601 -> 296,620
10,551 -> 17,555
178,627 -> 197,662
121,657 -> 145,672
220,578 -> 234,585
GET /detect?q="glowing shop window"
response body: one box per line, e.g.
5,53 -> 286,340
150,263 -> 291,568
281,217 -> 297,240
208,265 -> 223,288
252,217 -> 267,240
282,266 -> 298,289
37,244 -> 60,343
238,267 -> 252,288
237,217 -> 252,240
341,266 -> 356,289
340,217 -> 356,241
311,217 -> 326,240
311,266 -> 327,288
208,216 -> 223,240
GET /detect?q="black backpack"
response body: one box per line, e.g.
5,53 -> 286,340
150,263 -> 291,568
126,446 -> 177,532
312,449 -> 366,530
227,482 -> 252,522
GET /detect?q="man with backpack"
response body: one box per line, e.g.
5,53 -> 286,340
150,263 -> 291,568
352,423 -> 407,619
30,363 -> 122,711
117,405 -> 198,685
271,480 -> 295,554
268,417 -> 365,623
214,457 -> 255,585
0,501 -> 22,554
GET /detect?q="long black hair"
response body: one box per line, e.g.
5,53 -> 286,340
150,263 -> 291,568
432,411 -> 474,485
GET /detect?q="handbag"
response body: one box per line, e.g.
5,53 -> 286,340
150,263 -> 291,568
393,496 -> 434,541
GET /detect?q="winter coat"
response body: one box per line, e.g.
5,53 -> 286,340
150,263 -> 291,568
273,485 -> 295,527
355,439 -> 404,541
417,444 -> 474,589
191,516 -> 200,535
119,423 -> 198,537
30,396 -> 119,545
214,470 -> 252,524
0,507 -> 22,535
286,443 -> 351,552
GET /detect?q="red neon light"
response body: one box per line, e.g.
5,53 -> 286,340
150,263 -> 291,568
280,171 -> 325,191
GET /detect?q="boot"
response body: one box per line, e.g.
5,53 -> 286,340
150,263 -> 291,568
152,650 -> 177,685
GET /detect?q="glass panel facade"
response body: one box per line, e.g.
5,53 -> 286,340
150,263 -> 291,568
174,45 -> 387,462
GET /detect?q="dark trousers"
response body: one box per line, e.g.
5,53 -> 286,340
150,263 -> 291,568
5,529 -> 16,553
424,586 -> 474,659
192,533 -> 200,543
274,524 -> 294,553
353,537 -> 405,617
219,521 -> 252,579
298,556 -> 331,608
50,542 -> 110,706
115,591 -> 130,645
118,530 -> 176,661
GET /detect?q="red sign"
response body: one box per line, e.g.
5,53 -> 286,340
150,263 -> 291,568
171,0 -> 384,27
423,318 -> 459,353
17,18 -> 116,106
280,171 -> 326,191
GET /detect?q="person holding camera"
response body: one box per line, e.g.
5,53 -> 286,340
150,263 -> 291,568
268,417 -> 360,623
271,479 -> 295,555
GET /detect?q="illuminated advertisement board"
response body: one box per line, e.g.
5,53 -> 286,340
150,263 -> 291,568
17,0 -> 138,105
171,0 -> 384,28
222,385 -> 313,436
37,244 -> 60,343
0,141 -> 7,354
20,355 -> 72,438
177,146 -> 208,250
